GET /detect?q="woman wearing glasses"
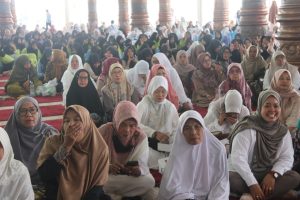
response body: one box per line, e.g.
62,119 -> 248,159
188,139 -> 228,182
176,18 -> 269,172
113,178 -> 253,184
5,96 -> 58,195
66,69 -> 105,127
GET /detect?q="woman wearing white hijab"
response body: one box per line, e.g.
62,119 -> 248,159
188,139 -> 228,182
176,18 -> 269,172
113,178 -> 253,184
61,54 -> 84,105
152,52 -> 193,110
204,90 -> 250,138
158,110 -> 229,200
0,128 -> 34,200
125,60 -> 150,99
137,76 -> 179,169
263,50 -> 300,90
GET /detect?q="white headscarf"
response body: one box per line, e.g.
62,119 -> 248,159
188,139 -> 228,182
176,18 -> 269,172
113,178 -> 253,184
61,54 -> 84,105
0,128 -> 34,199
153,53 -> 191,104
147,75 -> 168,97
126,60 -> 150,96
158,110 -> 229,200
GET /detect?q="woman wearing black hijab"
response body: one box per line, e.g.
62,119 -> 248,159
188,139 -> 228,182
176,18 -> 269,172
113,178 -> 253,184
66,69 -> 105,126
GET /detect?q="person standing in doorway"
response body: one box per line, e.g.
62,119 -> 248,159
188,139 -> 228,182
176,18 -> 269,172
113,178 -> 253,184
46,10 -> 51,31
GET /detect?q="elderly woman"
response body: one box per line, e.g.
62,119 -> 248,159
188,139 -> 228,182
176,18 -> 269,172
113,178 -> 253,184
99,101 -> 155,199
102,63 -> 139,122
66,69 -> 105,127
0,128 -> 34,199
204,90 -> 250,140
137,76 -> 179,169
173,50 -> 196,98
4,96 -> 58,188
270,69 -> 300,134
218,63 -> 252,111
61,54 -> 84,105
125,60 -> 150,100
37,105 -> 110,200
229,90 -> 300,200
158,110 -> 229,199
5,55 -> 43,97
152,52 -> 193,110
264,50 -> 300,90
192,52 -> 224,108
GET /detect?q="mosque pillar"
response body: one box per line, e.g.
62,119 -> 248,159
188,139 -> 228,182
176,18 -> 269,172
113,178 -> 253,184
213,0 -> 229,31
118,0 -> 130,35
159,0 -> 172,27
276,0 -> 300,67
239,0 -> 268,39
88,0 -> 98,33
131,0 -> 150,32
0,0 -> 13,32
10,0 -> 16,26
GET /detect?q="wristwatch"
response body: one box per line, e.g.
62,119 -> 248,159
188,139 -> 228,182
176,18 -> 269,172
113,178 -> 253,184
269,171 -> 279,179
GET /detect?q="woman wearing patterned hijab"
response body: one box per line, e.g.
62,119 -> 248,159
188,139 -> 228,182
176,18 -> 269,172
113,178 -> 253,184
228,90 -> 300,200
218,63 -> 252,111
101,63 -> 138,122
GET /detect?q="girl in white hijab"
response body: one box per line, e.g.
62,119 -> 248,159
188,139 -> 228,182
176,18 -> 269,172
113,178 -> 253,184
158,110 -> 229,200
152,52 -> 193,110
61,54 -> 84,105
0,128 -> 34,200
137,76 -> 179,169
125,60 -> 150,99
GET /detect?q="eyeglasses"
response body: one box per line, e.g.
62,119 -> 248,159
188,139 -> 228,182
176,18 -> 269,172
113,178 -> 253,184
78,76 -> 89,80
19,107 -> 38,116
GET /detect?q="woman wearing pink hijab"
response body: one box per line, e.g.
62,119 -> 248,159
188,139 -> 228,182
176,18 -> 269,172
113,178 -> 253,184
270,69 -> 300,133
99,101 -> 155,199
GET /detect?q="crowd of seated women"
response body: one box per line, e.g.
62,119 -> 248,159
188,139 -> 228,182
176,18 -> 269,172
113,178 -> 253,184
2,22 -> 300,200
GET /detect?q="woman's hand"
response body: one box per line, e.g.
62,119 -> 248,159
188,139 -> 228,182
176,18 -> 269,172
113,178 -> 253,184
154,132 -> 169,144
23,80 -> 30,91
261,172 -> 276,197
249,184 -> 266,200
123,166 -> 141,177
218,112 -> 226,125
109,163 -> 124,175
63,123 -> 82,152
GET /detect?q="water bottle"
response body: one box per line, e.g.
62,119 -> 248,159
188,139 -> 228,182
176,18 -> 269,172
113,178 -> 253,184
29,81 -> 35,97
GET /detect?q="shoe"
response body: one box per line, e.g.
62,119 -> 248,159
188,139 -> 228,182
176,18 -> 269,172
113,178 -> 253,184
240,193 -> 253,200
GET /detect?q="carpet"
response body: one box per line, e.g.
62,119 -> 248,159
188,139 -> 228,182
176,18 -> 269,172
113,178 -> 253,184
0,74 -> 64,130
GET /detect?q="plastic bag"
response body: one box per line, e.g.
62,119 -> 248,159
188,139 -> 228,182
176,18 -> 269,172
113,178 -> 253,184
41,78 -> 58,96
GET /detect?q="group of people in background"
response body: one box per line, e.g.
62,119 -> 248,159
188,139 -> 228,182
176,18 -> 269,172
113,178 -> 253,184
1,17 -> 300,200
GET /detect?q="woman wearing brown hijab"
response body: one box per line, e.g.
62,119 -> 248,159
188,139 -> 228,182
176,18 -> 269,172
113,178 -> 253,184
37,105 -> 110,200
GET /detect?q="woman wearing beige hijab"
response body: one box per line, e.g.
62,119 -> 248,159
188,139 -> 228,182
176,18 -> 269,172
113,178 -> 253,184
270,69 -> 300,134
37,105 -> 110,200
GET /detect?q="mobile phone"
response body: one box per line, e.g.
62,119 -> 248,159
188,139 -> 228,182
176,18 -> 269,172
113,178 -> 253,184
126,161 -> 139,167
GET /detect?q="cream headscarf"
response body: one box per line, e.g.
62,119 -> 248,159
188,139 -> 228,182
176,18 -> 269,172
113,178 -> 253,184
270,69 -> 300,127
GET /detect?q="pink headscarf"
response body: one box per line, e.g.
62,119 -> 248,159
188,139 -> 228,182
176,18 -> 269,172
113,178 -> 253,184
219,63 -> 252,110
144,64 -> 179,109
99,57 -> 121,79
